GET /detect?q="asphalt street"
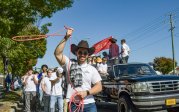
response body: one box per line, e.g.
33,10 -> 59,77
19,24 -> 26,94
96,102 -> 118,112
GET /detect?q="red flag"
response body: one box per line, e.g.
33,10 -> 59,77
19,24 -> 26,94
92,36 -> 112,54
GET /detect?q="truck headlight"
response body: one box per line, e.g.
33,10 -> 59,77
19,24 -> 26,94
131,82 -> 149,92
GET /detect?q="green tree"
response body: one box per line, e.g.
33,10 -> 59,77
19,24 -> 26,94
0,0 -> 74,76
153,57 -> 177,74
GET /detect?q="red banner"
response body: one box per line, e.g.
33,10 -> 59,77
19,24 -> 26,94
92,36 -> 112,54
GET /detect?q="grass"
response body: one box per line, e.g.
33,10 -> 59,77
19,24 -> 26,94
0,90 -> 21,102
0,90 -> 22,112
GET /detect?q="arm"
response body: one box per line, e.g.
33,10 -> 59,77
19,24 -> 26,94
121,45 -> 124,54
127,45 -> 130,54
109,45 -> 112,58
50,76 -> 61,85
41,81 -> 46,93
54,28 -> 73,66
23,76 -> 28,86
33,76 -> 38,85
88,81 -> 102,95
77,67 -> 102,98
78,81 -> 102,98
117,45 -> 119,56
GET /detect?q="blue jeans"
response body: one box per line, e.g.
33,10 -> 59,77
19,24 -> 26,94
39,89 -> 43,106
50,95 -> 63,112
6,83 -> 10,92
71,102 -> 97,112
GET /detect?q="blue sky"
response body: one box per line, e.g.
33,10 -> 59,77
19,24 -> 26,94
35,0 -> 179,69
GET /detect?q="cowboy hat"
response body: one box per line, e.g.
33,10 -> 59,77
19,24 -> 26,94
110,38 -> 117,43
71,40 -> 95,56
96,57 -> 102,63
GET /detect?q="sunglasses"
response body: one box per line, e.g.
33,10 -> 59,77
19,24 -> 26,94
77,50 -> 88,56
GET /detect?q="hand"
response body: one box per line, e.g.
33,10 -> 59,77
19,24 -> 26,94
56,72 -> 62,78
25,76 -> 29,81
32,76 -> 36,81
24,77 -> 29,85
64,26 -> 74,39
77,91 -> 88,99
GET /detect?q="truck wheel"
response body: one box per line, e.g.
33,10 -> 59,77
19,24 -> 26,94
118,95 -> 136,112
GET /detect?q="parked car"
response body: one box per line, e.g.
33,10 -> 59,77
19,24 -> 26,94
95,63 -> 179,112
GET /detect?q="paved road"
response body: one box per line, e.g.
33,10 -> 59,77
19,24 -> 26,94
96,102 -> 118,112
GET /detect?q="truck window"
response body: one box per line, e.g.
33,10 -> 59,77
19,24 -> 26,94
114,64 -> 157,77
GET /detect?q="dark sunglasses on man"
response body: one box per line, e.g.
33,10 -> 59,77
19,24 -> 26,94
77,50 -> 89,56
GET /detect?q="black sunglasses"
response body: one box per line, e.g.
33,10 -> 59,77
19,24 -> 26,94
78,50 -> 88,56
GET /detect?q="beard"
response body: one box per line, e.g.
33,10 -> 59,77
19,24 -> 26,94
77,56 -> 87,64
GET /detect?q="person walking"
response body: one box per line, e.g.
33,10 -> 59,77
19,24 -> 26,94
54,27 -> 102,112
121,39 -> 130,64
49,67 -> 64,112
41,69 -> 53,112
37,64 -> 48,107
23,68 -> 38,112
5,73 -> 12,92
98,57 -> 108,79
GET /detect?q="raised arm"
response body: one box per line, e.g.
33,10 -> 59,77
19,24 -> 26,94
54,28 -> 73,66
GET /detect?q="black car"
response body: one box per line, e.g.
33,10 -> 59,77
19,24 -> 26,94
95,63 -> 179,112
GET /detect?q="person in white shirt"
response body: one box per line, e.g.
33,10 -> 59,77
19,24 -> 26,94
121,39 -> 130,64
98,57 -> 108,79
54,28 -> 102,112
96,56 -> 102,70
37,64 -> 48,107
14,79 -> 20,90
41,69 -> 53,112
49,67 -> 64,112
23,68 -> 38,112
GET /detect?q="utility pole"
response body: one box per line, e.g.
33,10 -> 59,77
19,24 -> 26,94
169,14 -> 175,75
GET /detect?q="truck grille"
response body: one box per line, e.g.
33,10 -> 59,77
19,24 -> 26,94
148,80 -> 179,93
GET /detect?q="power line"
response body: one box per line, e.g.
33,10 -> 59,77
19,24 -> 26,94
132,35 -> 170,52
126,12 -> 179,48
122,15 -> 166,38
128,23 -> 168,45
119,8 -> 179,42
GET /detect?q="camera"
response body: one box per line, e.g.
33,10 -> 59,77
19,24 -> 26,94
56,67 -> 64,77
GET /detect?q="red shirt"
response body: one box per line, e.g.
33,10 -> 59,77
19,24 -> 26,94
109,43 -> 119,59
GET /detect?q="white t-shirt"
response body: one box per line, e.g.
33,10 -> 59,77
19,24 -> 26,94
50,72 -> 63,96
98,63 -> 108,74
24,75 -> 37,92
41,77 -> 51,95
121,43 -> 130,57
14,80 -> 20,89
64,55 -> 102,104
39,73 -> 47,91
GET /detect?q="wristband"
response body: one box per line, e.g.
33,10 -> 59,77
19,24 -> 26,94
86,90 -> 90,96
64,36 -> 69,40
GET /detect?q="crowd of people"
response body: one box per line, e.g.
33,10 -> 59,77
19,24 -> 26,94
18,28 -> 130,112
4,73 -> 22,92
21,65 -> 65,112
108,37 -> 130,65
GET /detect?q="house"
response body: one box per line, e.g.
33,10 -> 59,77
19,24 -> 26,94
169,66 -> 179,75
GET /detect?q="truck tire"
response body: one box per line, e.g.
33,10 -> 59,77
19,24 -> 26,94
118,95 -> 136,112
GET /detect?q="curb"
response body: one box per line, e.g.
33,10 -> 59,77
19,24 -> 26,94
9,108 -> 15,112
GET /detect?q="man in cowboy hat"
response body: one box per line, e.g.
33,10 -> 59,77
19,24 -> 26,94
109,38 -> 120,65
54,28 -> 102,112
